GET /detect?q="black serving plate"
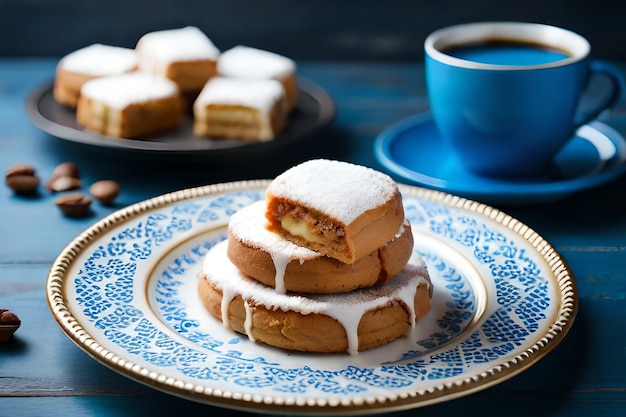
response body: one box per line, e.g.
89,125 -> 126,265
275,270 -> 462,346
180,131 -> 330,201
26,77 -> 335,154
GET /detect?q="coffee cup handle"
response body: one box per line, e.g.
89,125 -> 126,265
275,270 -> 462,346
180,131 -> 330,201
554,120 -> 626,178
574,60 -> 626,127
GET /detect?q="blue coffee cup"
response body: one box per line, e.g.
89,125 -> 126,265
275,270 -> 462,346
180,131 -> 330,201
425,21 -> 625,178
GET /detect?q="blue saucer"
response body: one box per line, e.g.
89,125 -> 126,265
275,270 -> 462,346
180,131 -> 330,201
374,112 -> 626,205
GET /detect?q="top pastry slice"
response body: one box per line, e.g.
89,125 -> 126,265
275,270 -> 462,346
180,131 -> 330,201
265,159 -> 405,264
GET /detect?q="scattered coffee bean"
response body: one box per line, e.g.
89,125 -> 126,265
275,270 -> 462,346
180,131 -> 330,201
0,309 -> 21,343
5,163 -> 36,179
55,193 -> 92,218
46,161 -> 81,191
52,161 -> 80,179
5,162 -> 123,215
6,175 -> 40,195
89,180 -> 120,205
47,176 -> 82,192
0,310 -> 20,324
5,163 -> 39,195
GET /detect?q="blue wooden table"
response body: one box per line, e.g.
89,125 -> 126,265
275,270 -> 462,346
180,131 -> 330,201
1,58 -> 626,416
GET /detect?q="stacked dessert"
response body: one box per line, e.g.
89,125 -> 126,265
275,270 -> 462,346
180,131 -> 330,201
197,159 -> 433,355
53,27 -> 297,141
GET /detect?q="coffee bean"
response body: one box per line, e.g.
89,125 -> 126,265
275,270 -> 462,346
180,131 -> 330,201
5,163 -> 36,178
51,162 -> 80,179
89,180 -> 120,205
0,310 -> 20,325
6,174 -> 40,195
46,162 -> 80,191
55,193 -> 92,217
5,163 -> 39,195
48,176 -> 82,192
0,309 -> 21,343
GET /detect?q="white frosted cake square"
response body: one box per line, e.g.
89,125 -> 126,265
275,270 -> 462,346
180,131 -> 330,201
76,72 -> 183,139
54,43 -> 137,108
192,76 -> 287,141
217,45 -> 297,111
135,26 -> 220,94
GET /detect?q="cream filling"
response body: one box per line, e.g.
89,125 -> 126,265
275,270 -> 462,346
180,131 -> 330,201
281,217 -> 325,244
93,102 -> 108,126
197,108 -> 260,125
85,102 -> 111,134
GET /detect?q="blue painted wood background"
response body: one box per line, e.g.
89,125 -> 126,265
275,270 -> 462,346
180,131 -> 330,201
2,1 -> 626,415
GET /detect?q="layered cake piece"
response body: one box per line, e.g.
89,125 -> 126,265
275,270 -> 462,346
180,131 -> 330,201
217,45 -> 298,111
265,159 -> 405,264
227,201 -> 414,294
198,240 -> 432,355
53,44 -> 137,108
76,72 -> 183,138
192,76 -> 287,141
135,26 -> 220,95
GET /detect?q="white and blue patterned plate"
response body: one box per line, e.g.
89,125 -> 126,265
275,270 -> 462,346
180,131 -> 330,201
47,180 -> 577,414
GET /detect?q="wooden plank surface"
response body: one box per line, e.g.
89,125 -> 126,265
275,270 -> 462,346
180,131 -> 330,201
1,58 -> 626,416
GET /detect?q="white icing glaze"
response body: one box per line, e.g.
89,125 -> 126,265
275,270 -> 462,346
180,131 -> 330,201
136,26 -> 220,74
229,201 -> 318,294
266,159 -> 399,225
58,44 -> 137,76
220,282 -> 235,328
217,45 -> 295,80
80,72 -> 179,109
269,251 -> 289,295
193,76 -> 285,116
203,240 -> 430,355
230,201 -> 318,294
229,201 -> 409,295
243,302 -> 255,342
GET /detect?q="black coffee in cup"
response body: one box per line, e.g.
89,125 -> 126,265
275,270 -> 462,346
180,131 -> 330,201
441,39 -> 571,66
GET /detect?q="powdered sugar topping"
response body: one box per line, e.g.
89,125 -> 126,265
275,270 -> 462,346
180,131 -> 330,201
58,44 -> 137,76
80,72 -> 179,108
194,76 -> 285,116
267,159 -> 399,224
217,45 -> 295,80
136,26 -> 220,72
